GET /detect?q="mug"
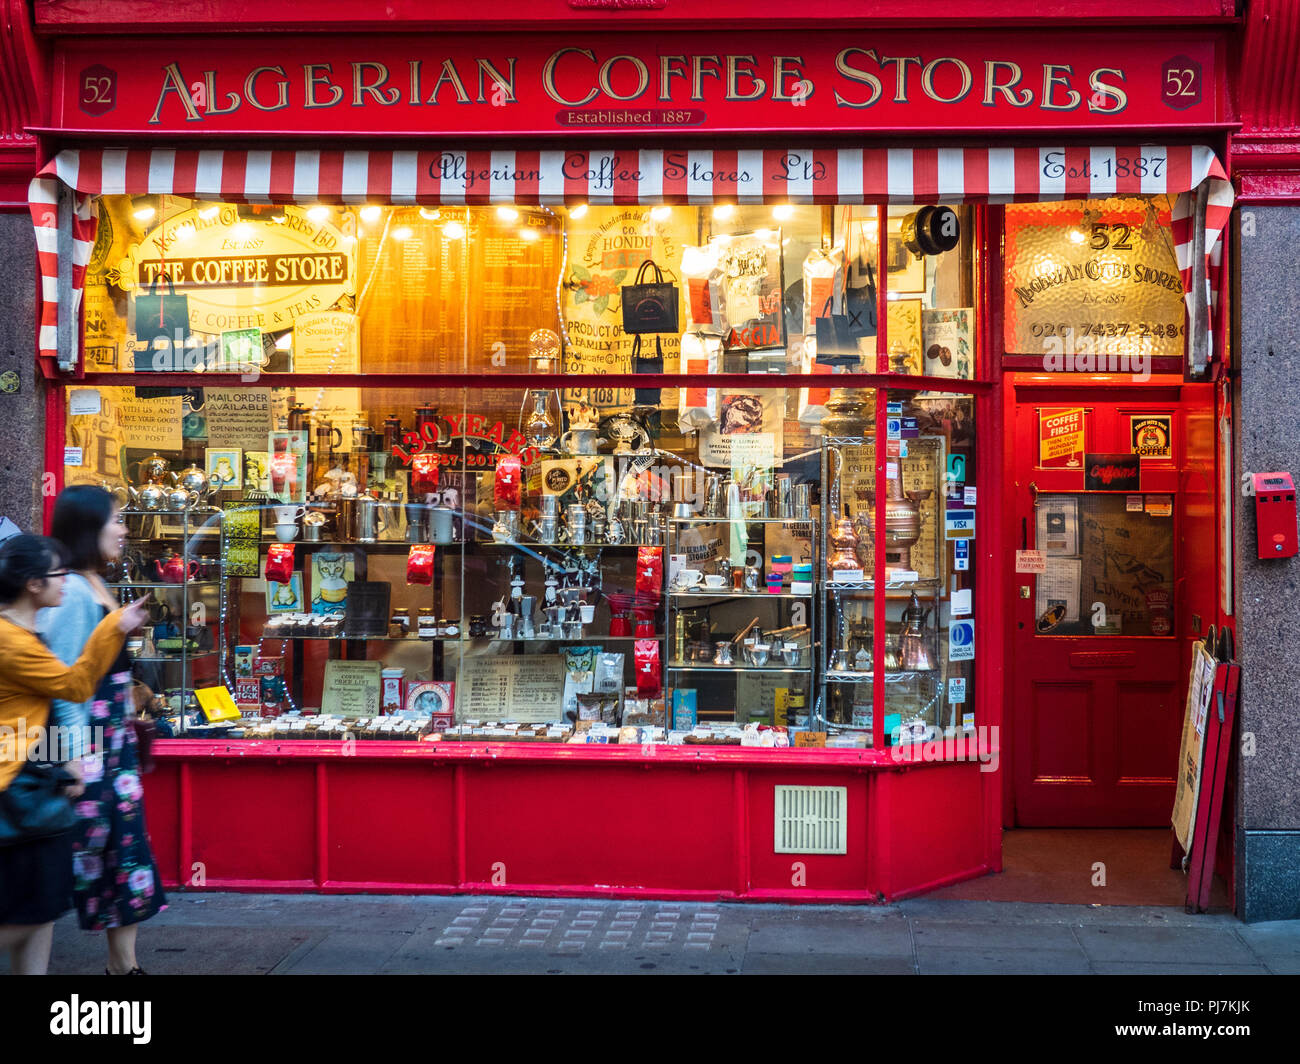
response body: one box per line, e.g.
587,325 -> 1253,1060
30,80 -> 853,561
273,504 -> 307,524
676,569 -> 703,589
274,522 -> 299,543
558,426 -> 599,456
579,603 -> 596,624
703,574 -> 726,589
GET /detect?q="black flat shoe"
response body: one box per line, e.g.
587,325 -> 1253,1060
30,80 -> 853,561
105,967 -> 147,975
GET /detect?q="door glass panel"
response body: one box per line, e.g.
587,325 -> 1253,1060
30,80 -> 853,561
1033,493 -> 1174,637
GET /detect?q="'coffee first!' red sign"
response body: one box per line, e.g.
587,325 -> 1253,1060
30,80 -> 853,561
53,30 -> 1219,135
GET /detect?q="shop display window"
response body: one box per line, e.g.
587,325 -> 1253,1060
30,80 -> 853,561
68,195 -> 986,752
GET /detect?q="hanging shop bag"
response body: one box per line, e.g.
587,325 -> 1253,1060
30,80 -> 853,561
814,296 -> 858,367
846,261 -> 878,339
632,334 -> 664,407
133,276 -> 191,369
621,259 -> 680,335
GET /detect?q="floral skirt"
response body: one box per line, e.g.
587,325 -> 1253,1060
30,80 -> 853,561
71,669 -> 167,932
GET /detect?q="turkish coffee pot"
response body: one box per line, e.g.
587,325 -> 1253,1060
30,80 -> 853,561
898,591 -> 936,671
862,477 -> 933,572
825,447 -> 862,574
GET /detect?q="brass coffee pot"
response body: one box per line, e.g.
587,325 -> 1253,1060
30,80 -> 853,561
825,448 -> 862,574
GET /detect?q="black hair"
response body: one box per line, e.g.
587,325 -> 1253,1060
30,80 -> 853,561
0,534 -> 67,605
50,484 -> 116,572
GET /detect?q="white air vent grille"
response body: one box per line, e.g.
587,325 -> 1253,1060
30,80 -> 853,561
773,785 -> 848,855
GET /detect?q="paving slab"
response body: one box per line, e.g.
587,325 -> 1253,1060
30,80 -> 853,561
915,946 -> 1092,975
910,918 -> 1080,950
271,930 -> 414,975
1073,924 -> 1258,966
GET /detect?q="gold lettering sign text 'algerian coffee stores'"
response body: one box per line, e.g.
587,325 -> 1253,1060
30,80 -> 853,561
119,204 -> 356,335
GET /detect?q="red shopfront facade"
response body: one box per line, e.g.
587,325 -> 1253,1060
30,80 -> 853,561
15,1 -> 1239,902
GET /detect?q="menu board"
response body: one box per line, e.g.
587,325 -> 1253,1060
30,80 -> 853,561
458,654 -> 568,723
473,220 -> 560,372
205,387 -> 273,451
322,660 -> 383,717
356,214 -> 463,374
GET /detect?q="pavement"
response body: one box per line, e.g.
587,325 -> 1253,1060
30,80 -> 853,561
45,892 -> 1300,975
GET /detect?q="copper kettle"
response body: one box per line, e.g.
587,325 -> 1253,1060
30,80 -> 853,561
898,592 -> 936,671
825,447 -> 862,573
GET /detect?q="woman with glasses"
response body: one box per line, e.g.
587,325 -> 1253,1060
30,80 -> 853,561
0,533 -> 150,975
44,486 -> 169,975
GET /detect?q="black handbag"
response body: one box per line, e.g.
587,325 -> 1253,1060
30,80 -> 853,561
0,760 -> 76,847
621,259 -> 679,335
814,296 -> 859,367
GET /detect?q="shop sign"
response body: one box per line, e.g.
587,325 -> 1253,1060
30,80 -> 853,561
119,204 -> 355,338
54,32 -> 1217,135
1039,408 -> 1084,468
1084,452 -> 1140,491
1003,199 -> 1188,365
1130,415 -> 1172,459
392,413 -> 542,470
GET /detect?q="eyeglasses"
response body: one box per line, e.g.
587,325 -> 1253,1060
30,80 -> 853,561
43,570 -> 70,579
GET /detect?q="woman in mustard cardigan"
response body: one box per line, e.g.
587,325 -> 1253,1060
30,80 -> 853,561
0,534 -> 149,975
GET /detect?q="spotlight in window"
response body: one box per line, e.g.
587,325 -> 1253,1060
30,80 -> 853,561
650,206 -> 671,221
271,215 -> 287,224
199,205 -> 220,221
174,224 -> 196,242
712,204 -> 735,221
497,207 -> 519,222
232,223 -> 252,240
443,221 -> 466,240
772,204 -> 794,220
419,207 -> 441,221
519,227 -> 540,242
360,205 -> 382,224
1068,228 -> 1086,245
307,206 -> 330,222
132,205 -> 156,223
392,226 -> 413,241
569,203 -> 589,220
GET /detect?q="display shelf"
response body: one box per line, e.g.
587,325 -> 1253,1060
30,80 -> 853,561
825,669 -> 931,683
131,651 -> 219,662
109,580 -> 223,591
256,632 -> 457,642
668,590 -> 813,600
668,664 -> 808,673
826,577 -> 943,592
669,516 -> 813,524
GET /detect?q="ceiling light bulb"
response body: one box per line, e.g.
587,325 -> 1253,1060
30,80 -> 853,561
132,206 -> 156,222
307,206 -> 330,222
497,207 -> 519,222
519,227 -> 540,242
443,221 -> 465,240
199,205 -> 220,220
650,206 -> 671,221
713,204 -> 735,221
419,207 -> 441,221
360,205 -> 382,224
232,223 -> 252,240
772,205 -> 794,220
392,226 -> 413,241
569,203 -> 588,219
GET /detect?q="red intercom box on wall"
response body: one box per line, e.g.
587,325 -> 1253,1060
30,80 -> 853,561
1254,472 -> 1298,559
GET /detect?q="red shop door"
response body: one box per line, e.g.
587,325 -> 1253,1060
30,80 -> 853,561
1009,380 -> 1215,826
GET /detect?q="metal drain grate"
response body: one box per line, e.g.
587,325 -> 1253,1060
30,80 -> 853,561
773,785 -> 848,854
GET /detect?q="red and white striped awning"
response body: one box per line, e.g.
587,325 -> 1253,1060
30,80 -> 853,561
29,145 -> 1232,370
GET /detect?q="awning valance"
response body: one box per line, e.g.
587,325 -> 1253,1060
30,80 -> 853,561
29,145 -> 1232,372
